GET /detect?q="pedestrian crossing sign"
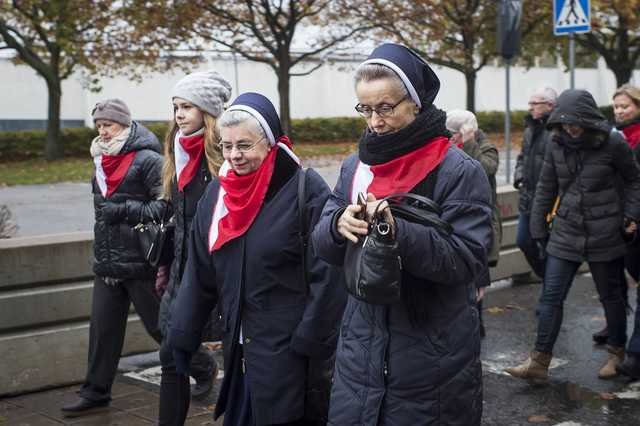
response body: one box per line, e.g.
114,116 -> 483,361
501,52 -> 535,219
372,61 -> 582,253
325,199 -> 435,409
554,0 -> 590,35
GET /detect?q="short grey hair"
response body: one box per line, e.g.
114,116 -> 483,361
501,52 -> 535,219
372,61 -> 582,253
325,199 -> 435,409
530,86 -> 558,105
354,63 -> 409,99
217,109 -> 266,140
446,109 -> 478,134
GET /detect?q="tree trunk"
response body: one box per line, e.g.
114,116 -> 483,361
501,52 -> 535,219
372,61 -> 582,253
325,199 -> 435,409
464,71 -> 477,113
45,78 -> 63,160
612,65 -> 633,88
276,65 -> 291,136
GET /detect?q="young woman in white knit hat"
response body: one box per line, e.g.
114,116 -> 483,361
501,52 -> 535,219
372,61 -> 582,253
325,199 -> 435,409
156,70 -> 233,425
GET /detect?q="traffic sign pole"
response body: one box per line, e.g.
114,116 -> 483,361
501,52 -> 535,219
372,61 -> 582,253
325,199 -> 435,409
569,33 -> 575,89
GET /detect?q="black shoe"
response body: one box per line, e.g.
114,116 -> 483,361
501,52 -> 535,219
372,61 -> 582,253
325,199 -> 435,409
61,398 -> 109,418
512,272 -> 542,286
616,354 -> 640,379
191,362 -> 218,399
592,326 -> 609,345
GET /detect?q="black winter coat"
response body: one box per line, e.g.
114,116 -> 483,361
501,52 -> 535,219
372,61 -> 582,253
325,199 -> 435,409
168,152 -> 346,426
530,90 -> 640,263
92,121 -> 166,280
159,156 -> 212,335
515,114 -> 553,213
311,148 -> 493,426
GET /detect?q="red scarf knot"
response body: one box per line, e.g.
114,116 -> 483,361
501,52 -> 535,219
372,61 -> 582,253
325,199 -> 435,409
176,132 -> 206,192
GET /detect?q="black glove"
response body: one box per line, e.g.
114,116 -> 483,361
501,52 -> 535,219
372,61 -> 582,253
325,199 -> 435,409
173,349 -> 192,375
534,239 -> 547,261
102,202 -> 126,224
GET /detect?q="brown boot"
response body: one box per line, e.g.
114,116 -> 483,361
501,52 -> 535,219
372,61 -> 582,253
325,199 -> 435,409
505,351 -> 552,382
598,345 -> 625,379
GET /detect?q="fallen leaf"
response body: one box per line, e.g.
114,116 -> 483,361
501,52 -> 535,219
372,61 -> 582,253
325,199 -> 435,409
527,414 -> 550,423
505,303 -> 524,311
599,392 -> 617,400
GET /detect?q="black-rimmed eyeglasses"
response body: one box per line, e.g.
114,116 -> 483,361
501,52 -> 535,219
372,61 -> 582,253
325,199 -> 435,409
355,97 -> 408,118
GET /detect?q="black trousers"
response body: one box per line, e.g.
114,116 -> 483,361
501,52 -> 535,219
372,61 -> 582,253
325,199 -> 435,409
158,337 -> 217,425
79,276 -> 162,402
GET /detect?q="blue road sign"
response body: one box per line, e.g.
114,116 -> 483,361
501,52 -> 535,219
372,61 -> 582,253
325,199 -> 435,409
554,0 -> 591,35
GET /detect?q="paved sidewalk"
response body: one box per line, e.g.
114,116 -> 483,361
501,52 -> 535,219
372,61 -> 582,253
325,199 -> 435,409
2,273 -> 640,425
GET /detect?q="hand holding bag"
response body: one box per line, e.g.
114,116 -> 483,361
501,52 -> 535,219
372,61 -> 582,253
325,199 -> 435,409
135,203 -> 174,268
343,193 -> 452,305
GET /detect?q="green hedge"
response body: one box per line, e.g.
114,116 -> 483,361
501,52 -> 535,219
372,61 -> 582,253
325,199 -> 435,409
0,107 -> 617,160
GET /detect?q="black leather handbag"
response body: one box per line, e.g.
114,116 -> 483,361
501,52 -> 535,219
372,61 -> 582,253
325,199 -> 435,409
135,205 -> 174,269
343,193 -> 452,305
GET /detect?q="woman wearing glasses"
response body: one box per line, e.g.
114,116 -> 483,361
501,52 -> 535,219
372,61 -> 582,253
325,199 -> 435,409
168,92 -> 345,426
312,43 -> 492,425
156,70 -> 232,425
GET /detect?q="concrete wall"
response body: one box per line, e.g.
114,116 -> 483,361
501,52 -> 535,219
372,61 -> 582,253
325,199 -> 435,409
0,233 -> 158,396
1,53 -> 639,129
0,186 -> 526,396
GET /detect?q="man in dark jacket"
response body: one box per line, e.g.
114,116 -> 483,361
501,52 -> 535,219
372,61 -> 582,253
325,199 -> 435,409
513,87 -> 557,284
62,100 -> 165,417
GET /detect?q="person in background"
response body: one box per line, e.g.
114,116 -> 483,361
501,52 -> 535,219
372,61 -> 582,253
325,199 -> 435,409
156,70 -> 232,425
312,43 -> 492,425
612,83 -> 640,378
513,87 -> 557,285
168,93 -> 345,426
62,99 -> 165,417
446,109 -> 501,338
506,89 -> 640,382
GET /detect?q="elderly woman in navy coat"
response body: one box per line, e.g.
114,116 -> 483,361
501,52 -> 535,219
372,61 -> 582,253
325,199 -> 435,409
311,43 -> 493,425
168,93 -> 345,426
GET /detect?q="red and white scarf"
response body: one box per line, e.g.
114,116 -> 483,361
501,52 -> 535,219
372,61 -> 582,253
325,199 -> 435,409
175,128 -> 206,192
208,136 -> 300,252
350,136 -> 450,203
94,151 -> 137,198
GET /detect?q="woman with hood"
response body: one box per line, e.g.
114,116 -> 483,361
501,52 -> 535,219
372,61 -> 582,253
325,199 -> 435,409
156,70 -> 232,425
62,99 -> 166,417
506,89 -> 640,382
311,43 -> 493,425
167,93 -> 345,426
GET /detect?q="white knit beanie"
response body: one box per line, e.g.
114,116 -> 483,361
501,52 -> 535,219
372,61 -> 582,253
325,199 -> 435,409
171,70 -> 232,117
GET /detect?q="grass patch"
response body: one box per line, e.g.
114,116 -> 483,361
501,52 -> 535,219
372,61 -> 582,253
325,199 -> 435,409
0,158 -> 94,186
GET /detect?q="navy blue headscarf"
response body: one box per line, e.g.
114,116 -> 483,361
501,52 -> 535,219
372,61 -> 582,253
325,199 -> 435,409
360,43 -> 441,111
227,92 -> 284,145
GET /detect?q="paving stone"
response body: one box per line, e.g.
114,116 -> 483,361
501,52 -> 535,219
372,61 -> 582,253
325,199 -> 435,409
110,390 -> 157,411
184,412 -> 223,426
0,400 -> 34,422
1,413 -> 63,425
66,410 -> 152,426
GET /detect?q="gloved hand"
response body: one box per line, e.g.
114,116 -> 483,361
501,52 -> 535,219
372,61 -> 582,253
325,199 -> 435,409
155,265 -> 170,297
173,349 -> 192,376
513,178 -> 523,190
534,239 -> 547,261
102,202 -> 127,224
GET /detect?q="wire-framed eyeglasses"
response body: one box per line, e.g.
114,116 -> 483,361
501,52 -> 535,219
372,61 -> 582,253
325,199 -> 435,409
218,137 -> 265,154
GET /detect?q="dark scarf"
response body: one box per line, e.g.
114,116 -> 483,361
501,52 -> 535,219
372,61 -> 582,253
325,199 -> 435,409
357,105 -> 450,328
554,129 -> 604,151
358,105 -> 449,165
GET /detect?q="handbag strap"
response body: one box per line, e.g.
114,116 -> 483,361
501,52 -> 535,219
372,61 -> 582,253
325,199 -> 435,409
298,168 -> 308,288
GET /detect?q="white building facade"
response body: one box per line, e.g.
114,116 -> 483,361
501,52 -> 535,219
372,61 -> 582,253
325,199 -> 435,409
0,52 -> 637,130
